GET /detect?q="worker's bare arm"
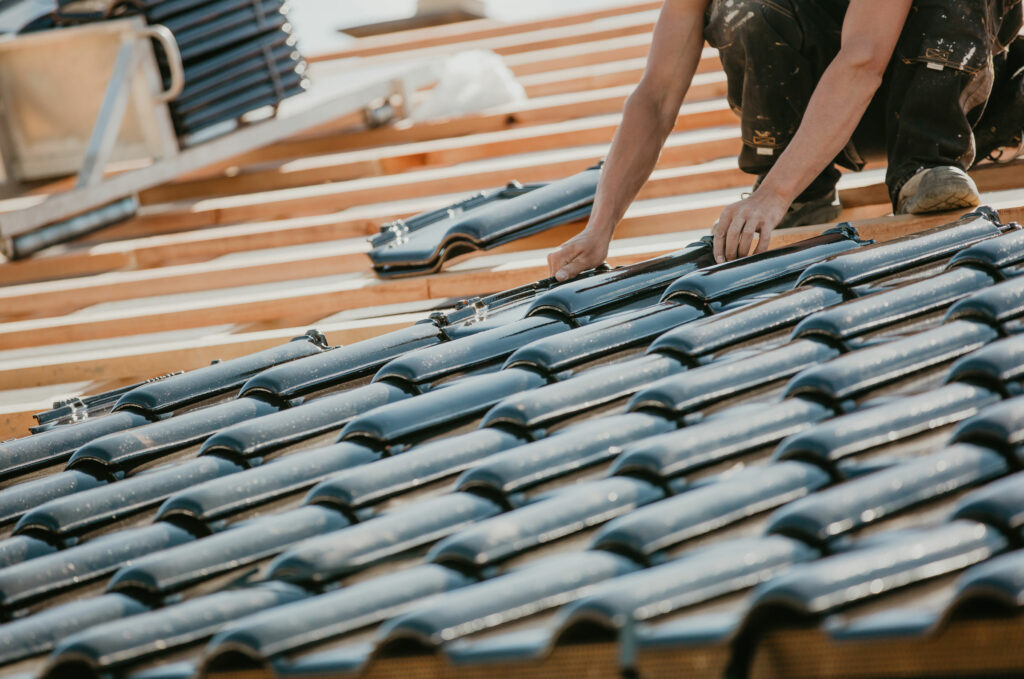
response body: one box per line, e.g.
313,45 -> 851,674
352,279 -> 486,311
548,0 -> 710,281
714,0 -> 913,262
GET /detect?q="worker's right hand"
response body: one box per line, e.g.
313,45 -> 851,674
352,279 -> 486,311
548,229 -> 610,282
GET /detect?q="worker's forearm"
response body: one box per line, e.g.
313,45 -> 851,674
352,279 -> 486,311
757,56 -> 883,204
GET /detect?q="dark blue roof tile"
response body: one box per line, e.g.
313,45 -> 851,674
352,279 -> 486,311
376,315 -> 571,389
0,593 -> 148,664
0,471 -> 106,528
506,303 -> 704,375
948,228 -> 1024,275
198,383 -> 408,459
443,628 -> 551,666
269,493 -> 501,585
338,369 -> 546,450
267,643 -> 374,679
630,340 -> 840,418
240,323 -> 443,400
946,335 -> 1024,396
306,429 -> 525,511
377,551 -> 638,647
796,211 -> 1001,289
774,384 -> 1000,472
0,411 -> 152,483
950,549 -> 1024,610
205,565 -> 472,663
47,582 -> 305,675
109,506 -> 350,596
0,535 -> 57,570
613,399 -> 832,481
527,241 -> 713,320
158,443 -> 377,526
593,463 -> 828,561
634,611 -> 741,649
481,354 -> 686,433
113,336 -> 325,415
750,520 -> 1006,616
785,321 -> 999,409
661,227 -> 862,305
67,398 -> 279,474
0,523 -> 194,612
793,268 -> 995,344
16,456 -> 244,540
766,445 -> 1007,546
651,286 -> 844,361
457,413 -> 673,498
561,536 -> 815,630
944,275 -> 1024,331
428,478 -> 663,569
950,471 -> 1024,539
950,394 -> 1024,460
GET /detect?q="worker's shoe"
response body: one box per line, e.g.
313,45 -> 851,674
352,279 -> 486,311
896,166 -> 980,215
778,188 -> 842,228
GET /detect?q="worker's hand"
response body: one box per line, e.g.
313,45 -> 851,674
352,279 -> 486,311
713,190 -> 790,263
548,229 -> 610,282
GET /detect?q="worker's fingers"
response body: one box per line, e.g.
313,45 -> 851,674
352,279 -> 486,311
737,226 -> 756,260
753,223 -> 773,254
712,219 -> 725,263
723,214 -> 746,262
554,241 -> 585,282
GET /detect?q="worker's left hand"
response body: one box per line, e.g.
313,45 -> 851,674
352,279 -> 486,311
713,190 -> 790,263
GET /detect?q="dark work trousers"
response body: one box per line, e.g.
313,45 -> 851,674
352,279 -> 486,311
703,0 -> 1024,206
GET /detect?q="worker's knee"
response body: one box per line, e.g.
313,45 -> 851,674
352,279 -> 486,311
704,0 -> 803,53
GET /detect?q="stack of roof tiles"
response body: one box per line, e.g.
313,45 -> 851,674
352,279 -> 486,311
1,206 -> 1024,679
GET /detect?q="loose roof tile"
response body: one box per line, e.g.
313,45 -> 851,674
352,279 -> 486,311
428,478 -> 663,569
239,323 -> 443,400
67,398 -> 279,475
113,335 -> 326,415
456,413 -> 673,499
766,445 -> 1007,547
593,463 -> 828,562
795,210 -> 1002,290
108,506 -> 351,598
268,493 -> 501,586
630,340 -> 840,418
945,334 -> 1024,396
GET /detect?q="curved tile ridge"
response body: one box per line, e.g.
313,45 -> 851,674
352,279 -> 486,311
593,463 -> 829,563
526,240 -> 713,320
950,394 -> 1024,461
338,369 -> 546,450
948,227 -> 1024,276
0,411 -> 152,484
650,285 -> 844,361
428,478 -> 663,569
203,565 -> 473,667
793,267 -> 995,345
0,535 -> 57,572
307,428 -> 525,512
269,493 -> 502,586
950,470 -> 1024,541
240,323 -> 443,400
482,354 -> 686,433
612,399 -> 832,482
0,523 -> 194,614
376,551 -> 638,648
795,209 -> 1001,290
198,382 -> 409,459
44,582 -> 306,678
949,549 -> 1024,612
15,456 -> 244,541
560,536 -> 816,632
158,443 -> 377,527
0,593 -> 148,665
944,274 -> 1024,332
766,445 -> 1007,547
748,519 -> 1006,617
774,383 -> 1000,473
109,506 -> 352,597
457,413 -> 674,499
505,303 -> 705,376
785,321 -> 999,410
67,398 -> 279,474
375,314 -> 572,389
946,334 -> 1024,396
629,340 -> 840,418
661,226 -> 862,305
113,334 -> 325,415
0,471 -> 106,530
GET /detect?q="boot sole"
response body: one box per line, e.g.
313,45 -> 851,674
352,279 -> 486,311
898,168 -> 981,214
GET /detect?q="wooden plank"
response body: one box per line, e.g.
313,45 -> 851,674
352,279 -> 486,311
505,33 -> 656,76
310,3 -> 663,61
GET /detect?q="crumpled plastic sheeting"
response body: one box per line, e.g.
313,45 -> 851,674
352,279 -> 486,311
411,49 -> 526,121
